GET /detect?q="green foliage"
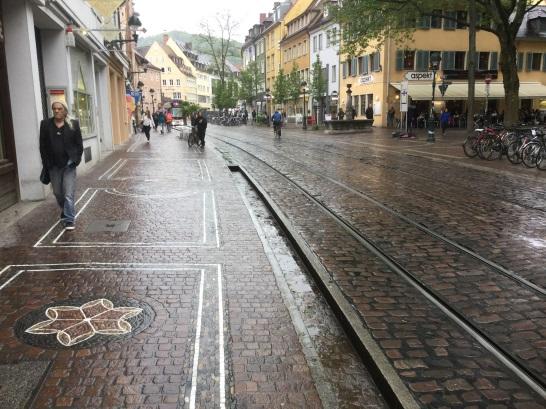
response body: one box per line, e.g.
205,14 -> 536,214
213,78 -> 238,110
310,55 -> 328,100
180,101 -> 201,116
239,61 -> 263,104
138,30 -> 242,66
272,69 -> 289,105
287,63 -> 302,103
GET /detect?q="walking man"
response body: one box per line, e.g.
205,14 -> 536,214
39,101 -> 83,230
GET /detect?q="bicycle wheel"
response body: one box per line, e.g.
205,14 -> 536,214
507,141 -> 522,164
462,135 -> 478,157
478,137 -> 494,160
537,146 -> 546,170
188,131 -> 195,147
521,142 -> 540,168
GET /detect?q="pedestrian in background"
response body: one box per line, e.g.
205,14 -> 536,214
387,106 -> 395,127
165,109 -> 173,133
142,110 -> 154,142
157,110 -> 165,134
152,111 -> 159,132
338,108 -> 345,120
196,111 -> 208,148
440,108 -> 450,135
365,105 -> 373,119
39,101 -> 83,231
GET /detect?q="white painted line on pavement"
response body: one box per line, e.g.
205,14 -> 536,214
0,270 -> 23,291
204,162 -> 212,182
98,159 -> 122,180
212,191 -> 220,248
203,192 -> 207,244
189,269 -> 205,409
217,264 -> 226,408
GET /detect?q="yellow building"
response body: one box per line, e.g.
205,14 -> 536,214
339,8 -> 546,127
264,1 -> 293,99
280,0 -> 321,117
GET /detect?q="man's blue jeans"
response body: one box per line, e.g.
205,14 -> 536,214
49,166 -> 77,223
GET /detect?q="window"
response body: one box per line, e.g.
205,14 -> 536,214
527,53 -> 543,71
455,51 -> 466,70
416,16 -> 431,29
162,79 -> 166,86
395,50 -> 415,70
442,51 -> 455,69
431,10 -> 442,28
313,36 -> 317,52
318,34 -> 323,50
326,31 -> 331,47
456,11 -> 467,29
415,51 -> 429,71
351,57 -> 357,76
371,52 -> 381,71
517,52 -> 524,71
443,11 -> 457,29
169,79 -> 174,86
360,95 -> 366,116
358,56 -> 366,75
331,65 -> 336,82
167,67 -> 171,72
353,95 -> 359,117
342,61 -> 347,78
176,79 -> 181,86
73,91 -> 93,136
478,52 -> 490,70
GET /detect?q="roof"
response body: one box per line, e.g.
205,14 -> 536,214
516,6 -> 546,39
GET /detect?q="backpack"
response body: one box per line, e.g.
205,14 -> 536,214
166,112 -> 173,123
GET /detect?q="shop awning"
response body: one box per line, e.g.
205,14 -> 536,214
390,81 -> 546,100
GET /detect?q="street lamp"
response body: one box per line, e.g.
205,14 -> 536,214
149,89 -> 155,112
428,52 -> 442,142
301,81 -> 307,130
265,88 -> 272,126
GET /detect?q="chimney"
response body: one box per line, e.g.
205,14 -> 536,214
259,13 -> 266,23
162,34 -> 169,44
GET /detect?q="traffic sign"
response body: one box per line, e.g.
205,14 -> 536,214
400,80 -> 409,112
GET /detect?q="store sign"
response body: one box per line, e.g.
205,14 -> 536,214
359,74 -> 374,85
405,71 -> 434,81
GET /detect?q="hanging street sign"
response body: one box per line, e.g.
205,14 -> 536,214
404,71 -> 434,81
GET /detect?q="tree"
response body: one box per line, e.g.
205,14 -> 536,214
239,61 -> 262,106
287,63 -> 302,115
200,13 -> 238,88
272,69 -> 289,108
332,0 -> 543,125
310,55 -> 328,124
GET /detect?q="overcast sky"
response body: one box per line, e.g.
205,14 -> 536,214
133,0 -> 274,42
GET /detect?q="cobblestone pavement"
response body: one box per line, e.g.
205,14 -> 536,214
209,124 -> 546,408
0,130 -> 388,408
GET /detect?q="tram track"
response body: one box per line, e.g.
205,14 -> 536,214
224,127 -> 546,211
210,129 -> 546,294
211,133 -> 546,401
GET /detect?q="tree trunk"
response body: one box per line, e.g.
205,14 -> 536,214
499,37 -> 520,126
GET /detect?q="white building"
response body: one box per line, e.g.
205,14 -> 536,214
308,6 -> 340,119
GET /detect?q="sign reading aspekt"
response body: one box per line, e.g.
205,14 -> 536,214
405,71 -> 434,81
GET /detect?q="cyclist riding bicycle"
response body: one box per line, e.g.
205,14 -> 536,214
272,110 -> 282,137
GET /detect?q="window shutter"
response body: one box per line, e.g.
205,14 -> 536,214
416,51 -> 424,71
517,52 -> 524,71
441,51 -> 449,69
342,62 -> 347,78
542,53 -> 546,72
358,57 -> 364,74
489,52 -> 498,70
351,57 -> 358,76
363,55 -> 369,75
526,53 -> 532,72
396,50 -> 404,71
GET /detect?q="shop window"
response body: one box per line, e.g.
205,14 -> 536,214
360,95 -> 366,116
73,64 -> 94,136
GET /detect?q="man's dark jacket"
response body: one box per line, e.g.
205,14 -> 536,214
39,118 -> 83,169
196,117 -> 207,137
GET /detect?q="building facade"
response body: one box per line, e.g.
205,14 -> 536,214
0,0 -> 138,210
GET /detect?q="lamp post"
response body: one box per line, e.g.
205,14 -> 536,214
149,89 -> 155,112
484,74 -> 492,116
345,84 -> 353,120
427,52 -> 442,142
301,81 -> 307,130
265,88 -> 272,126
